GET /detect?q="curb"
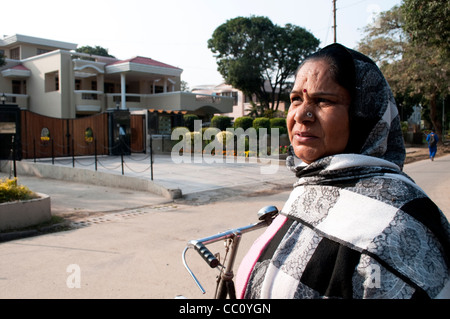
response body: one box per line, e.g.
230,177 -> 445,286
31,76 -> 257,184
0,160 -> 182,200
0,221 -> 72,243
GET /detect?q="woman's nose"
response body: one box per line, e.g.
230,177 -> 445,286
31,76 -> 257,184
294,104 -> 314,123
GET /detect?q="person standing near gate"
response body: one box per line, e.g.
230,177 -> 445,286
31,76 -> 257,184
426,129 -> 438,161
119,125 -> 126,155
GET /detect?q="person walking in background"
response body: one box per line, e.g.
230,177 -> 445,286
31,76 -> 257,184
426,129 -> 439,161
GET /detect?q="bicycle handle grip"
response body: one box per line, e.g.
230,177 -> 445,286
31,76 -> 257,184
193,242 -> 219,268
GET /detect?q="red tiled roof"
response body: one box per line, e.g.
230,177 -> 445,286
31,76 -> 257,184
10,64 -> 30,71
108,56 -> 181,70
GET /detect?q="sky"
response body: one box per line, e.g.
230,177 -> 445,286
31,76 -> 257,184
2,0 -> 402,88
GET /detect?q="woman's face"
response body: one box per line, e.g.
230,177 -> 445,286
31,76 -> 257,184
287,59 -> 351,164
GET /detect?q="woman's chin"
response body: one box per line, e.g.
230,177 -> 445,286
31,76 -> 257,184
292,146 -> 321,164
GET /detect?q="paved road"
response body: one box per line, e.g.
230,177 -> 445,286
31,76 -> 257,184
0,155 -> 448,299
403,154 -> 450,220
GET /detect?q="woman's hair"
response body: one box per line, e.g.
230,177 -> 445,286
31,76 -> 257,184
296,43 -> 357,102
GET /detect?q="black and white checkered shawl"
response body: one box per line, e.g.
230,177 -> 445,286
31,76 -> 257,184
236,45 -> 450,299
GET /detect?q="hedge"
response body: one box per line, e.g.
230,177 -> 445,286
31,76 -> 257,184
234,116 -> 254,130
211,115 -> 232,131
270,117 -> 286,129
271,126 -> 287,135
252,117 -> 271,131
183,114 -> 199,131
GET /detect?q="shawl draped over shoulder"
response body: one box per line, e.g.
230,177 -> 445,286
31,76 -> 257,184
235,44 -> 450,299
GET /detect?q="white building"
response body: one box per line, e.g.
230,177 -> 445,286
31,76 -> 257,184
0,34 -> 233,123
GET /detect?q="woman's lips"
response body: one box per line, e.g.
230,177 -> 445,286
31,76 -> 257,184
293,131 -> 317,143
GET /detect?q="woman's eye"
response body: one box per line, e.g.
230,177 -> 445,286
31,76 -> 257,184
290,96 -> 301,103
317,98 -> 335,105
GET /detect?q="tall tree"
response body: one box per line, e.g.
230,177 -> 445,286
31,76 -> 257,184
402,0 -> 450,56
358,4 -> 449,138
401,0 -> 450,138
208,16 -> 319,114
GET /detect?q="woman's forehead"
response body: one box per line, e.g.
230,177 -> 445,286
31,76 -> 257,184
294,60 -> 335,89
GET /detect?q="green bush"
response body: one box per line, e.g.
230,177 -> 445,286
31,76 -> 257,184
211,115 -> 232,131
270,118 -> 286,129
253,117 -> 271,131
183,114 -> 199,131
234,116 -> 254,130
271,126 -> 287,135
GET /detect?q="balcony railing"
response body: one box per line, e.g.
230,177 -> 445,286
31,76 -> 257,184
1,94 -> 29,109
72,91 -> 234,113
74,90 -> 103,113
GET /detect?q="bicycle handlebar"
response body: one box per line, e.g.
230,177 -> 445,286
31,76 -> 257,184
182,205 -> 279,295
193,241 -> 219,268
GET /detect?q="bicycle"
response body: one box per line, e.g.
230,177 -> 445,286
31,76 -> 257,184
182,205 -> 279,299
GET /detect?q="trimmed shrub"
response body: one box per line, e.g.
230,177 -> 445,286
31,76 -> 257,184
211,115 -> 232,131
183,114 -> 199,131
270,118 -> 286,129
234,116 -> 254,131
271,126 -> 287,135
253,117 -> 271,131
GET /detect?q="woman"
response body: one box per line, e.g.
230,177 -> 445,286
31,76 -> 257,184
235,44 -> 450,299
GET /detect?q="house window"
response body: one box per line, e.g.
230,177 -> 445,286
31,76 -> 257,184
232,92 -> 238,105
12,80 -> 20,94
11,80 -> 27,95
82,93 -> 98,100
37,48 -> 51,55
104,82 -> 115,93
45,71 -> 59,92
75,79 -> 81,90
158,116 -> 171,135
221,91 -> 238,105
10,47 -> 20,60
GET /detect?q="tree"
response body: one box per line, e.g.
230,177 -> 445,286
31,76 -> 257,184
180,80 -> 190,92
401,0 -> 450,138
357,4 -> 449,139
76,45 -> 115,58
208,16 -> 319,114
402,0 -> 450,55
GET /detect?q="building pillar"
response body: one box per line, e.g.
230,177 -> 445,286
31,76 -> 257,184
120,72 -> 126,109
168,78 -> 176,92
